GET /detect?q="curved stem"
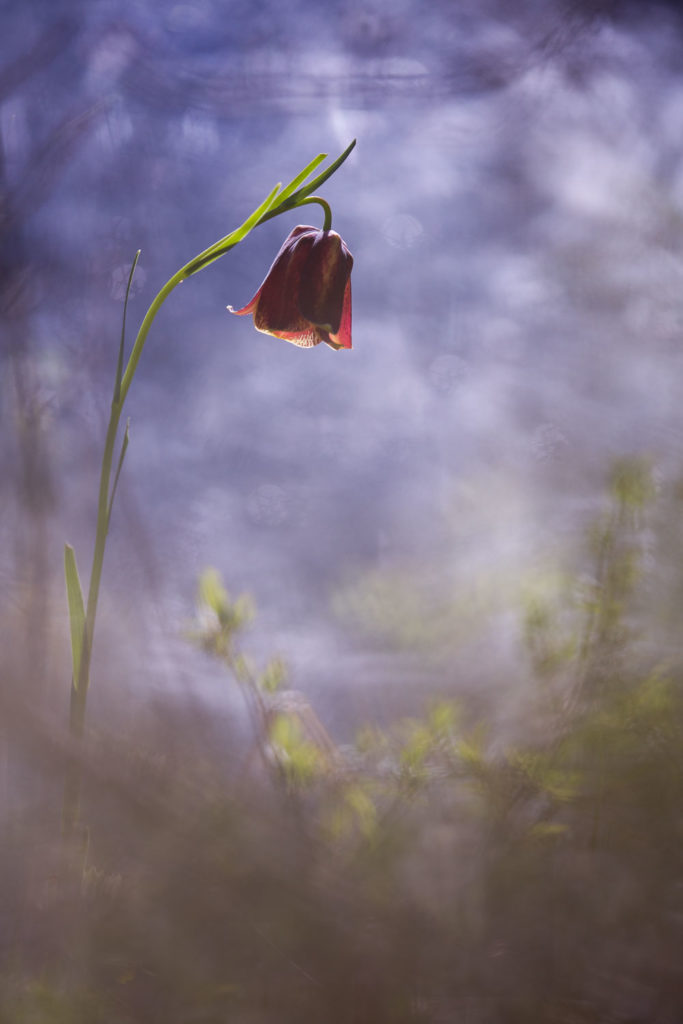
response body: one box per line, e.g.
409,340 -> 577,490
119,270 -> 185,406
62,250 -> 215,839
292,195 -> 332,232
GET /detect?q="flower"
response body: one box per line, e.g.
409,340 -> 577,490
228,225 -> 353,350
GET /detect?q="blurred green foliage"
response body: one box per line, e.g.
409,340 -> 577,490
2,457 -> 683,1022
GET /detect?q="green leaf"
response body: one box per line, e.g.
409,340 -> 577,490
198,567 -> 230,617
428,700 -> 459,739
269,714 -> 323,785
609,456 -> 655,510
259,656 -> 287,694
270,712 -> 298,751
274,152 -> 327,206
228,183 -> 283,243
184,184 -> 282,276
107,419 -> 130,529
400,722 -> 432,776
64,544 -> 86,689
292,138 -> 356,199
344,783 -> 377,838
232,652 -> 252,684
457,725 -> 487,769
114,251 -> 140,405
262,139 -> 357,222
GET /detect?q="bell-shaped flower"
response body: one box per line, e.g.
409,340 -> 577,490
228,225 -> 353,350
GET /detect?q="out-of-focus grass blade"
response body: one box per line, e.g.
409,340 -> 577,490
275,152 -> 327,206
108,418 -> 130,528
64,544 -> 86,689
114,251 -> 140,404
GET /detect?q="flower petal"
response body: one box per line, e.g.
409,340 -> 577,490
325,278 -> 352,349
227,292 -> 260,316
227,226 -> 318,331
227,224 -> 352,352
261,324 -> 324,348
298,231 -> 353,335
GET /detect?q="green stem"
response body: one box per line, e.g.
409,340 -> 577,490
62,400 -> 122,836
63,257 -> 208,837
292,195 -> 332,232
120,270 -> 185,405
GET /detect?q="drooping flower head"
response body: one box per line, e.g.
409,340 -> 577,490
228,225 -> 353,350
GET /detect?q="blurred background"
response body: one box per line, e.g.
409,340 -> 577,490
2,1 -> 683,1020
2,0 -> 683,722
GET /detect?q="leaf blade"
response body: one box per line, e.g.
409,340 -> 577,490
261,139 -> 357,223
184,183 -> 282,276
107,418 -> 130,529
64,544 -> 86,689
114,251 -> 140,405
275,152 -> 327,206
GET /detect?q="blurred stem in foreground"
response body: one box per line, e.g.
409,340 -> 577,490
61,141 -> 356,854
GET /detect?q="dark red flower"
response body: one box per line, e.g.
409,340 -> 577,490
228,225 -> 353,350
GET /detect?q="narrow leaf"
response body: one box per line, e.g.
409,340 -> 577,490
261,139 -> 357,223
107,418 -> 130,529
64,544 -> 86,689
299,138 -> 356,196
230,182 -> 283,242
274,152 -> 327,206
114,251 -> 141,404
185,184 -> 282,277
